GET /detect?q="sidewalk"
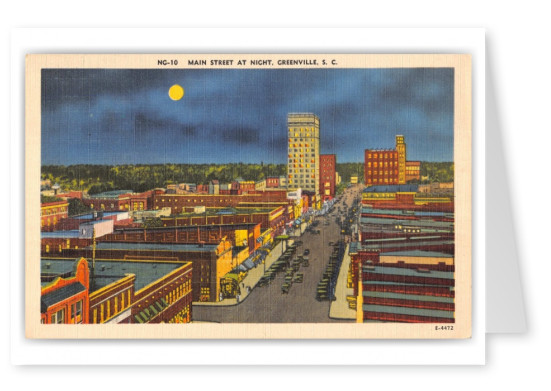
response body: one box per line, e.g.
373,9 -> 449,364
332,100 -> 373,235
193,238 -> 295,307
329,243 -> 356,320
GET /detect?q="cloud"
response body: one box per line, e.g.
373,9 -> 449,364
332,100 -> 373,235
134,112 -> 198,136
211,125 -> 261,145
42,68 -> 455,165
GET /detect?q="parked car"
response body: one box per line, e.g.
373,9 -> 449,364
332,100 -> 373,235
303,249 -> 310,256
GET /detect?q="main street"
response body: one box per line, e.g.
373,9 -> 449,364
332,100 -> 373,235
192,184 -> 363,323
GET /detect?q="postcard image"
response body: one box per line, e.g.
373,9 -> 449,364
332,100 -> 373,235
25,54 -> 471,339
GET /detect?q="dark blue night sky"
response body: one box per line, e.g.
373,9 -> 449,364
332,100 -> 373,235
41,68 -> 454,165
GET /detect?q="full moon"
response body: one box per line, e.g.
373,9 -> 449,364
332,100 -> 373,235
168,84 -> 184,101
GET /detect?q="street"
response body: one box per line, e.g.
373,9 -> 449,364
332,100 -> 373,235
192,184 -> 363,323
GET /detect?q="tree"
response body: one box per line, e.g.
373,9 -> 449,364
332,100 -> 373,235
143,217 -> 163,228
40,195 -> 59,203
68,198 -> 91,216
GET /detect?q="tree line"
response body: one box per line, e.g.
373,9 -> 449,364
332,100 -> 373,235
42,163 -> 287,194
41,161 -> 453,194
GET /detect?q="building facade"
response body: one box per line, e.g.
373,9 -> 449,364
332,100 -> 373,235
151,191 -> 288,215
40,200 -> 69,231
405,161 -> 421,182
364,149 -> 399,186
358,262 -> 455,323
89,273 -> 135,324
364,135 -> 410,186
131,262 -> 193,324
287,113 -> 320,194
266,176 -> 280,188
396,135 -> 406,184
40,257 -> 89,324
319,154 -> 336,201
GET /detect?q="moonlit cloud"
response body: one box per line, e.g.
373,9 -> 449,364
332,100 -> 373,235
42,68 -> 454,165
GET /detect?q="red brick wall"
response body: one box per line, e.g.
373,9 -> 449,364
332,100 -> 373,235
41,258 -> 90,324
364,150 -> 399,186
319,154 -> 336,200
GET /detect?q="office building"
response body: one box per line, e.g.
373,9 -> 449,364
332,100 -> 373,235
319,154 -> 336,201
364,135 -> 409,186
287,113 -> 320,194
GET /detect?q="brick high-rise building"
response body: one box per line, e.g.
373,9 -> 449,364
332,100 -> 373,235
396,135 -> 406,184
364,135 -> 408,186
319,154 -> 336,201
364,149 -> 399,186
287,113 -> 320,194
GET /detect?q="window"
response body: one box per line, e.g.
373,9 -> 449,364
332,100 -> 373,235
51,308 -> 65,324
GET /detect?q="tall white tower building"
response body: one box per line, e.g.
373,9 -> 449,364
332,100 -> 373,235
287,113 -> 320,194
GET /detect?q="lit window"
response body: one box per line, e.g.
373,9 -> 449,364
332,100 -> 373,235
51,308 -> 65,324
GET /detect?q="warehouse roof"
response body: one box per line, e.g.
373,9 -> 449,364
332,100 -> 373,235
88,190 -> 133,199
363,184 -> 418,193
41,282 -> 86,312
362,304 -> 454,319
360,217 -> 454,228
41,230 -> 80,238
92,242 -> 218,252
363,290 -> 455,303
367,241 -> 454,252
172,206 -> 278,217
73,211 -> 126,219
41,258 -> 184,291
362,264 -> 454,280
361,207 -> 453,218
380,250 -> 454,258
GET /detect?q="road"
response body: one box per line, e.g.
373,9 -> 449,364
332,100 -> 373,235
192,184 -> 363,323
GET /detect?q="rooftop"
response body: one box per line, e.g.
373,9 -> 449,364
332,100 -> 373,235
41,230 -> 80,239
380,250 -> 454,258
363,184 -> 419,193
172,206 -> 278,217
92,242 -> 219,252
41,258 -> 184,291
73,211 -> 126,220
41,282 -> 86,312
360,216 -> 454,228
362,304 -> 454,320
362,264 -> 454,280
352,240 -> 454,252
88,190 -> 133,199
361,207 -> 454,218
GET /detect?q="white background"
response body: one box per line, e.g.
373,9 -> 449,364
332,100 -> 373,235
2,0 -> 548,389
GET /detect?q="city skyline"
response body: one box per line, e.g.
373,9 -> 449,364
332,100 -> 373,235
42,68 -> 454,165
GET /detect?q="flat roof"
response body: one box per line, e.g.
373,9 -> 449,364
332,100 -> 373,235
41,258 -> 184,291
92,242 -> 218,252
358,240 -> 454,252
362,207 -> 453,218
172,206 -> 277,217
41,230 -> 80,239
360,217 -> 454,228
363,304 -> 454,319
380,250 -> 453,258
88,190 -> 133,199
73,211 -> 126,219
363,184 -> 418,193
112,222 -> 260,235
363,290 -> 455,303
362,265 -> 454,280
41,282 -> 86,312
